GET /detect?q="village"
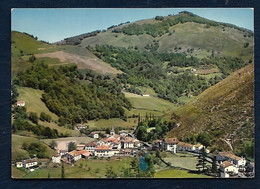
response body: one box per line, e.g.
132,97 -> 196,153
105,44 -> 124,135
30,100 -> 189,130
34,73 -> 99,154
14,124 -> 254,178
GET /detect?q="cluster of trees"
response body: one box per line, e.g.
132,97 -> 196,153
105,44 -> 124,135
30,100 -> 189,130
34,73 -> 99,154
180,132 -> 213,147
22,142 -> 49,158
12,106 -> 63,139
134,118 -> 174,143
40,112 -> 52,122
15,63 -> 131,125
91,45 -> 212,103
201,56 -> 247,77
112,11 -> 253,38
62,30 -> 101,45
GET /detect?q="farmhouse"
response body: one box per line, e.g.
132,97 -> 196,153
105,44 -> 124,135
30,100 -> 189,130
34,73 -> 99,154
119,130 -> 128,137
52,154 -> 61,163
153,139 -> 162,149
85,141 -> 99,153
16,101 -> 25,107
219,161 -> 239,178
216,151 -> 246,167
16,162 -> 23,168
89,132 -> 99,139
163,138 -> 179,153
64,150 -> 82,162
23,159 -> 38,168
74,124 -> 88,130
94,145 -> 114,157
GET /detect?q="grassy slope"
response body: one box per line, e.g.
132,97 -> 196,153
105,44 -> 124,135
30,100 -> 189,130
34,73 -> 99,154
21,157 -> 133,178
154,169 -> 212,178
166,64 -> 254,151
79,15 -> 253,61
17,87 -> 58,120
12,134 -> 55,161
87,118 -> 138,129
41,136 -> 95,145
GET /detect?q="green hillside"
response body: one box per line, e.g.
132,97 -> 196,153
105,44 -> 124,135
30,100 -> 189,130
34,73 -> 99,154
69,12 -> 254,61
166,63 -> 254,154
12,134 -> 55,161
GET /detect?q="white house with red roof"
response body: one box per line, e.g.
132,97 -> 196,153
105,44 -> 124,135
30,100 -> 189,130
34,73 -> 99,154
85,141 -> 99,153
16,101 -> 25,107
89,132 -> 99,139
217,151 -> 246,167
163,138 -> 179,153
220,161 -> 239,178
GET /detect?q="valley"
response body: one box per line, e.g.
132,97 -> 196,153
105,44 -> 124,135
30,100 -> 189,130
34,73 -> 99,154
11,10 -> 254,179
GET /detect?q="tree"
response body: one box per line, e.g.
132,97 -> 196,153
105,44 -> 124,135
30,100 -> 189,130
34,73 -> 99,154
211,155 -> 217,174
29,55 -> 36,62
61,161 -> 65,178
28,112 -> 38,124
196,147 -> 207,173
68,142 -> 76,152
50,140 -> 57,149
105,128 -> 110,134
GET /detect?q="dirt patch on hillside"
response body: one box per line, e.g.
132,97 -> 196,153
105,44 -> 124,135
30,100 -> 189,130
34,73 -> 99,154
35,51 -> 122,75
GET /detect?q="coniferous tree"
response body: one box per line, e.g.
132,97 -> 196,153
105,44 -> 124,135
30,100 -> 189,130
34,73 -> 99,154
196,147 -> 207,173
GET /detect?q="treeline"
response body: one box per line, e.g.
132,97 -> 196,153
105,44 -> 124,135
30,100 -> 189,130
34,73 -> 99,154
60,30 -> 102,45
15,63 -> 131,125
112,11 -> 253,38
91,45 -> 211,103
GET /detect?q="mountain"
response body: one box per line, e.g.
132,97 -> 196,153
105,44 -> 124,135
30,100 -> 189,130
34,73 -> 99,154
56,11 -> 254,62
166,63 -> 254,153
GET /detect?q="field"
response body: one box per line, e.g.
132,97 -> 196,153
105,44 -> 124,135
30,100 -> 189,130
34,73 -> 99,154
87,118 -> 138,129
17,87 -> 59,121
35,48 -> 121,75
41,136 -> 95,146
154,169 -> 212,178
163,153 -> 199,171
127,95 -> 177,112
17,157 -> 134,178
12,134 -> 55,161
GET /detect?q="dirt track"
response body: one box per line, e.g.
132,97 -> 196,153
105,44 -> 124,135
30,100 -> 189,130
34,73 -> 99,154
35,51 -> 121,75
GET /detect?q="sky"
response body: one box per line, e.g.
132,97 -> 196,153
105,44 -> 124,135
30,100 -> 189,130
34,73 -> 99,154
11,8 -> 254,43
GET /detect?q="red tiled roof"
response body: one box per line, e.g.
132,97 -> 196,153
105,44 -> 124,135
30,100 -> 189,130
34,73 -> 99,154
219,151 -> 241,161
165,138 -> 179,144
220,161 -> 232,168
78,150 -> 90,157
69,150 -> 82,156
86,142 -> 99,146
96,145 -> 110,150
153,139 -> 162,143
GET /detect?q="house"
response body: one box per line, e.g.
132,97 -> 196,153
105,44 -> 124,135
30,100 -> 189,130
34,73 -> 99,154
52,154 -> 61,163
78,150 -> 91,159
194,144 -> 204,153
94,145 -> 114,157
163,138 -> 179,153
16,162 -> 23,168
220,161 -> 239,178
142,94 -> 150,97
85,141 -> 99,153
119,130 -> 128,137
121,137 -> 140,149
23,159 -> 38,168
76,144 -> 86,151
16,101 -> 25,107
177,142 -> 186,151
216,151 -> 246,167
153,139 -> 162,149
89,132 -> 99,139
63,150 -> 82,162
74,124 -> 88,130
